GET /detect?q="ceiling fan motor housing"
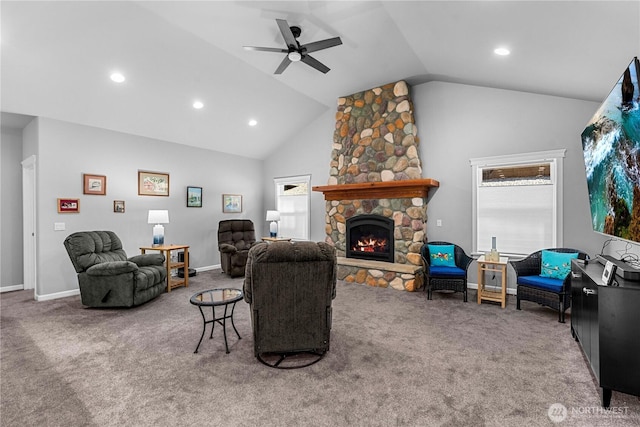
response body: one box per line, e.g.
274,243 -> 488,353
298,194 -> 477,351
290,26 -> 302,39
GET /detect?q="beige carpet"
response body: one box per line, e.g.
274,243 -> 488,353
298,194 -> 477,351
1,270 -> 639,426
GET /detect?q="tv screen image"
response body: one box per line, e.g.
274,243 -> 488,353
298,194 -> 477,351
581,57 -> 640,243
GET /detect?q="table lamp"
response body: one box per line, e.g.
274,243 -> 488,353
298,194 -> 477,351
148,210 -> 169,246
266,210 -> 280,238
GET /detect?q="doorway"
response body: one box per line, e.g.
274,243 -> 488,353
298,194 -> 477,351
22,155 -> 36,297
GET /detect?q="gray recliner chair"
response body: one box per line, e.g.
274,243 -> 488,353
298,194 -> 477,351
64,231 -> 167,307
218,219 -> 257,277
244,241 -> 337,368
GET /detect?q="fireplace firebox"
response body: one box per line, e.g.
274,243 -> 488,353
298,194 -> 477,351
346,215 -> 394,263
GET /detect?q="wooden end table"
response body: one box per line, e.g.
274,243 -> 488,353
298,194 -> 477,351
140,244 -> 189,292
477,255 -> 509,308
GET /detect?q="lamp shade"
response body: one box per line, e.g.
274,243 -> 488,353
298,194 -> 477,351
265,210 -> 280,221
148,210 -> 169,224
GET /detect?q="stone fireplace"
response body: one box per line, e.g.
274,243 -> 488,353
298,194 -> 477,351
313,81 -> 439,291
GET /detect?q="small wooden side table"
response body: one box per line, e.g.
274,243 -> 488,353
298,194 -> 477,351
262,237 -> 291,242
477,255 -> 509,308
140,244 -> 189,292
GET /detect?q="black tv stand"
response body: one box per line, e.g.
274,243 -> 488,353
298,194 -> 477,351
571,260 -> 640,407
595,254 -> 640,281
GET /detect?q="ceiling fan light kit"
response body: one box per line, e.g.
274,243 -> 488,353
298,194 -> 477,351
244,18 -> 342,74
288,51 -> 302,62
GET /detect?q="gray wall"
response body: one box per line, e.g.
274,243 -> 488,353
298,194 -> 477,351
415,81 -> 601,253
1,128 -> 24,287
262,110 -> 335,243
2,79 -> 626,298
263,80 -> 613,291
32,117 -> 264,298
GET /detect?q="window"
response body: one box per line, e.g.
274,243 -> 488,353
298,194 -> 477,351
470,150 -> 565,257
274,175 -> 310,240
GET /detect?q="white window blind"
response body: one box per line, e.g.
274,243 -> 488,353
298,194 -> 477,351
274,175 -> 310,240
471,150 -> 565,257
477,183 -> 553,254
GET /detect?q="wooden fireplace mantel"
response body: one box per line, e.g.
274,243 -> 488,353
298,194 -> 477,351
312,178 -> 439,201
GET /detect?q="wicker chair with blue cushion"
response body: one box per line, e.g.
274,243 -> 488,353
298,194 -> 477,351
510,248 -> 589,322
420,241 -> 473,302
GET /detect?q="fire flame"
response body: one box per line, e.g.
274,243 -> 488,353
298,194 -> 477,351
352,236 -> 388,253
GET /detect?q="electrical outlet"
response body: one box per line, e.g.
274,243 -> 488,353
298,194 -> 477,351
436,219 -> 442,227
54,222 -> 65,231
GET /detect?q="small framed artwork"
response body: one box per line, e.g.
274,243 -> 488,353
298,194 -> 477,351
114,200 -> 125,213
83,174 -> 106,195
187,186 -> 202,208
222,194 -> 242,213
138,171 -> 170,196
58,198 -> 80,213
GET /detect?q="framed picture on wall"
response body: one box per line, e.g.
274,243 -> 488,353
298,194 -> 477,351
83,174 -> 106,195
58,198 -> 80,213
222,194 -> 242,213
138,171 -> 170,196
187,186 -> 202,207
114,200 -> 125,213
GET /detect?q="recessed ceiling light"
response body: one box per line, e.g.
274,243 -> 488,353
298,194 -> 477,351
193,101 -> 204,109
110,72 -> 125,83
248,119 -> 258,127
494,47 -> 510,56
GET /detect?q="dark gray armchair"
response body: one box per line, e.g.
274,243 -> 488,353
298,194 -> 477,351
64,231 -> 167,307
218,219 -> 257,277
244,241 -> 337,368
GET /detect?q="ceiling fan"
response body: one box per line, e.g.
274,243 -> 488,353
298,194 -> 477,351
244,19 -> 342,74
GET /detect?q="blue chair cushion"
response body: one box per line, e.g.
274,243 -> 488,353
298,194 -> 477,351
430,265 -> 466,277
518,275 -> 564,293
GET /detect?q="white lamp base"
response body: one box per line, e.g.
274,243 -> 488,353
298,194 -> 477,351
269,221 -> 278,238
153,224 -> 165,246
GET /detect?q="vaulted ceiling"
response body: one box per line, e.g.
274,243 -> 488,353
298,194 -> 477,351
2,1 -> 639,159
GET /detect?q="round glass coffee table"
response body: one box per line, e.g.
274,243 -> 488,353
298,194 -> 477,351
190,288 -> 243,354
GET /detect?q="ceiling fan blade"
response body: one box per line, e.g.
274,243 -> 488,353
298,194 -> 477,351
274,56 -> 292,74
244,46 -> 288,53
276,19 -> 298,48
301,54 -> 330,74
302,37 -> 343,54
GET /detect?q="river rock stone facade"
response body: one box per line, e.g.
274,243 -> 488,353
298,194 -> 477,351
324,80 -> 427,291
330,81 -> 421,185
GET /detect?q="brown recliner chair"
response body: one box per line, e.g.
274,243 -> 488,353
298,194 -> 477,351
244,241 -> 337,368
218,219 -> 257,277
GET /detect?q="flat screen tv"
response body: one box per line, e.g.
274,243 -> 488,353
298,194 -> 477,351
581,57 -> 640,243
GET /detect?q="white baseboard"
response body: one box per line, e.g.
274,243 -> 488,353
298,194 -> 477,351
467,282 -> 517,296
35,289 -> 80,302
10,266 -> 223,302
0,284 -> 24,293
195,264 -> 221,272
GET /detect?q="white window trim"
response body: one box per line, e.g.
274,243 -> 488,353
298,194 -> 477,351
274,174 -> 311,241
470,149 -> 566,257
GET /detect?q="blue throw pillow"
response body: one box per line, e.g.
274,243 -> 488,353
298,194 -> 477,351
540,250 -> 578,280
428,244 -> 456,267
